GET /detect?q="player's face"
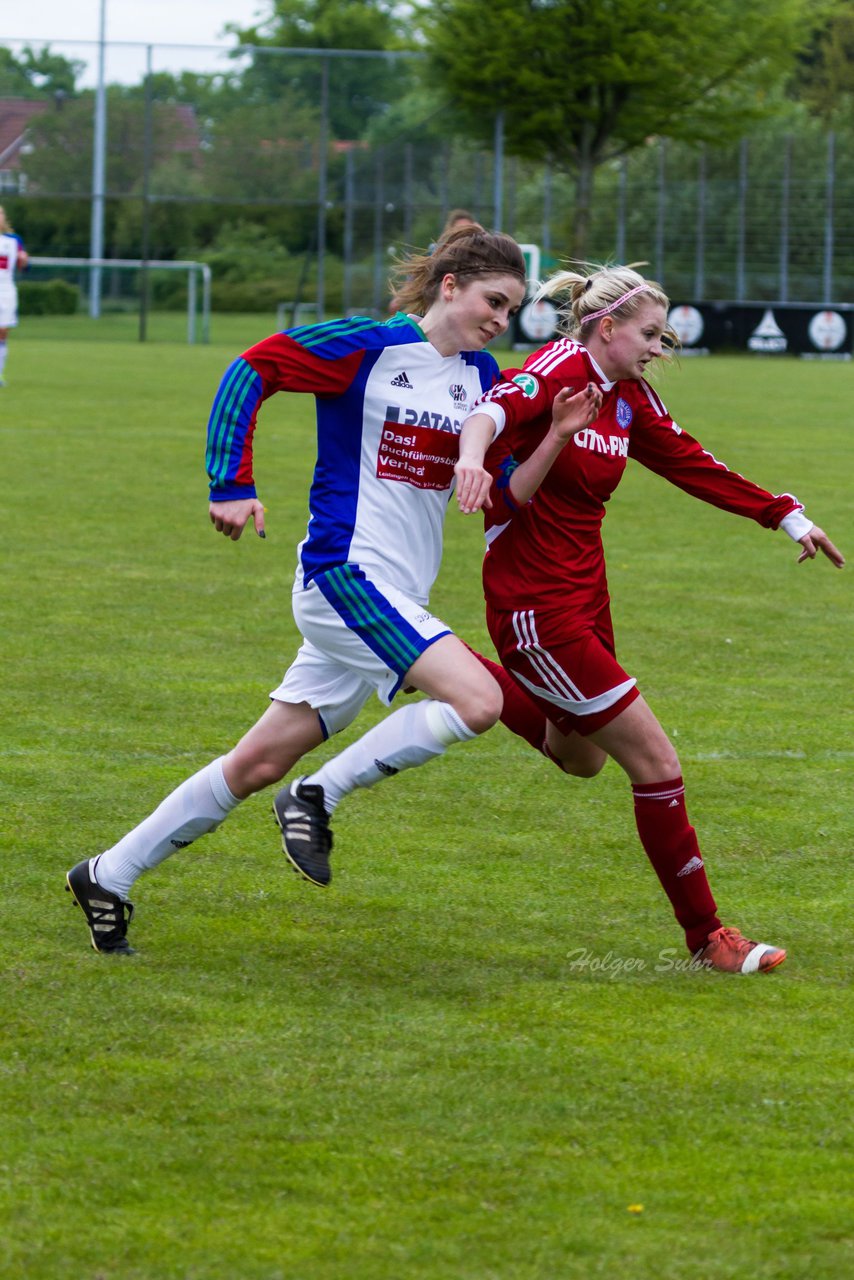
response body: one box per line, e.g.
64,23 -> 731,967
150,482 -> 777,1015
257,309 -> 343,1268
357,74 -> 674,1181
600,301 -> 668,380
441,273 -> 526,351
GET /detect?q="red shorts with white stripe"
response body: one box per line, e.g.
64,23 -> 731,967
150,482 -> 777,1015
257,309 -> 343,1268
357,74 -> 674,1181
486,602 -> 640,736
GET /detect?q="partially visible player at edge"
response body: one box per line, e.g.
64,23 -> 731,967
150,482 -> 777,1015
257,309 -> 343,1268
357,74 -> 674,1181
0,206 -> 28,387
65,225 -> 601,954
454,263 -> 844,975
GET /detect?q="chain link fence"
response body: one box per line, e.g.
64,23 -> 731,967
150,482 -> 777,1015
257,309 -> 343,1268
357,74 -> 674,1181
3,37 -> 853,331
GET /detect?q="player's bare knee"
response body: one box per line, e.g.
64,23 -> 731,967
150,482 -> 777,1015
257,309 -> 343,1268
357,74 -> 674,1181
456,683 -> 503,735
566,755 -> 607,779
640,743 -> 680,779
227,750 -> 288,796
552,747 -> 607,778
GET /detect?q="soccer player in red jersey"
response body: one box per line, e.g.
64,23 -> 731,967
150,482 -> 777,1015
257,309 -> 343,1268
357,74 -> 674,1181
456,263 -> 845,976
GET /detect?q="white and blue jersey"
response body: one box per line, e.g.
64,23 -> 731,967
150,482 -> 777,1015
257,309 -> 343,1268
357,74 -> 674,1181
206,313 -> 501,606
0,231 -> 26,327
0,232 -> 25,288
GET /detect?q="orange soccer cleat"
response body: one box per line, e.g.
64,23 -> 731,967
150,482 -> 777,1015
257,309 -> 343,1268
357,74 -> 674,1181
696,926 -> 787,975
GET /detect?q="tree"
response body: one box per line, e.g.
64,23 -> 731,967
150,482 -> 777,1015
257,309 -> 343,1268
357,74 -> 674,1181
0,45 -> 83,99
23,87 -> 200,200
791,6 -> 854,120
229,0 -> 415,137
425,0 -> 828,255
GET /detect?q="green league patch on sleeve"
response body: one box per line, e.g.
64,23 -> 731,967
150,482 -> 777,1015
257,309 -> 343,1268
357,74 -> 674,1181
511,372 -> 540,397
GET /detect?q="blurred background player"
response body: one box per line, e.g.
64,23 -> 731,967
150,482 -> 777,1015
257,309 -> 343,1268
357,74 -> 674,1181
65,226 -> 594,955
454,262 -> 844,975
0,206 -> 28,386
432,208 -> 477,250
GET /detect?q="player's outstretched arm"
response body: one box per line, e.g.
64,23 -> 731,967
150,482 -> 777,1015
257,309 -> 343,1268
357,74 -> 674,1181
455,412 -> 498,514
796,524 -> 844,567
209,498 -> 266,541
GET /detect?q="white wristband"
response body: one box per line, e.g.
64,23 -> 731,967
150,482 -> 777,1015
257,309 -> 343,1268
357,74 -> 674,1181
780,509 -> 813,542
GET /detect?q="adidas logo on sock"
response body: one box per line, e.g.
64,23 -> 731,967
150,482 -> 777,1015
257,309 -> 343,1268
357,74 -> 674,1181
390,371 -> 413,389
677,855 -> 704,877
375,759 -> 399,777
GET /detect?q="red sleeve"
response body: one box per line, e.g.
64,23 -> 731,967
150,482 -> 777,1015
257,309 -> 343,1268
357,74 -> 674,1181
477,366 -> 555,429
242,332 -> 363,398
629,383 -> 802,528
207,331 -> 365,501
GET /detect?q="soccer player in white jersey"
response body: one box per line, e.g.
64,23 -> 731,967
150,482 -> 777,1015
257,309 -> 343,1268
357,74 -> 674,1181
65,225 -> 601,954
0,206 -> 28,387
454,263 -> 844,975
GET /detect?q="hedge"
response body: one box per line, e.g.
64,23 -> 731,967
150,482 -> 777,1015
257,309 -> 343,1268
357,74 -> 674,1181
19,279 -> 80,315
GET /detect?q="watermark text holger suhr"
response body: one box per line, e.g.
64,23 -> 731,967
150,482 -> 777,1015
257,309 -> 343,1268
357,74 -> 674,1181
566,947 -> 706,978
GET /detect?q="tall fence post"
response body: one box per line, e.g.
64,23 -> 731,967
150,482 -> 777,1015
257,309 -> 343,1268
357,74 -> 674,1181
474,151 -> 484,221
404,142 -> 414,247
694,145 -> 706,300
655,140 -> 666,283
440,140 -> 450,229
138,45 -> 153,343
343,147 -> 355,316
779,135 -> 791,302
89,0 -> 107,318
493,111 -> 504,231
542,159 -> 553,264
316,55 -> 329,323
736,137 -> 748,301
824,130 -> 835,303
372,147 -> 385,316
616,156 -> 627,264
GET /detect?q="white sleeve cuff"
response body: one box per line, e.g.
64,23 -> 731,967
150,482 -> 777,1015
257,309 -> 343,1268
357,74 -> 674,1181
780,509 -> 813,542
467,401 -> 506,439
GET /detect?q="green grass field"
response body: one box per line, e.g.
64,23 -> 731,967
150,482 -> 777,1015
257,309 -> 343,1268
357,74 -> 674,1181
1,320 -> 851,1280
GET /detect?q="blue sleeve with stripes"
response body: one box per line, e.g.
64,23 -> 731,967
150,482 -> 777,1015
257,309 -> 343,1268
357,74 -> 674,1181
206,357 -> 264,501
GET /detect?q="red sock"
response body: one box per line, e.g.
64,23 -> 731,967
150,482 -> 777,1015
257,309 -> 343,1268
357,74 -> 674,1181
632,777 -> 721,953
469,647 -> 551,756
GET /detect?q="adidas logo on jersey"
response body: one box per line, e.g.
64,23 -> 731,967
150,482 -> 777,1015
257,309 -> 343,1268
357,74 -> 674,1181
390,371 -> 413,389
677,855 -> 704,877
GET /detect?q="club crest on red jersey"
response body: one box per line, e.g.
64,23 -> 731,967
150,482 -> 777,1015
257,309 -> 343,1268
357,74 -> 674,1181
616,397 -> 633,429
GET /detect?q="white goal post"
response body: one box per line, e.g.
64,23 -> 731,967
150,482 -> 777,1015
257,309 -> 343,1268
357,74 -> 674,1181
28,257 -> 212,344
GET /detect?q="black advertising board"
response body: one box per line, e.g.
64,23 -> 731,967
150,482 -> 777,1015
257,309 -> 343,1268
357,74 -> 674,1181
513,298 -> 854,358
667,302 -> 854,358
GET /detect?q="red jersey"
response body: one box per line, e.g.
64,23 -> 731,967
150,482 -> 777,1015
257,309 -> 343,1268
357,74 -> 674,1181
479,339 -> 803,624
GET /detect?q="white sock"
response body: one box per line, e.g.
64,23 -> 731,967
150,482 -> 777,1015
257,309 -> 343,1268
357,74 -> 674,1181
305,700 -> 477,812
0,342 -> 7,378
93,757 -> 241,900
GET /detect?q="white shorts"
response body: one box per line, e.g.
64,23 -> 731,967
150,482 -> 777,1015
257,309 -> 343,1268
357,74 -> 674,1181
270,565 -> 452,736
0,288 -> 18,328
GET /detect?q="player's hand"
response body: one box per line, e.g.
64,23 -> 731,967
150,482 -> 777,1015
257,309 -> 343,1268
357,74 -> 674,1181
455,461 -> 493,514
797,524 -> 844,567
209,498 -> 266,541
550,382 -> 602,443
